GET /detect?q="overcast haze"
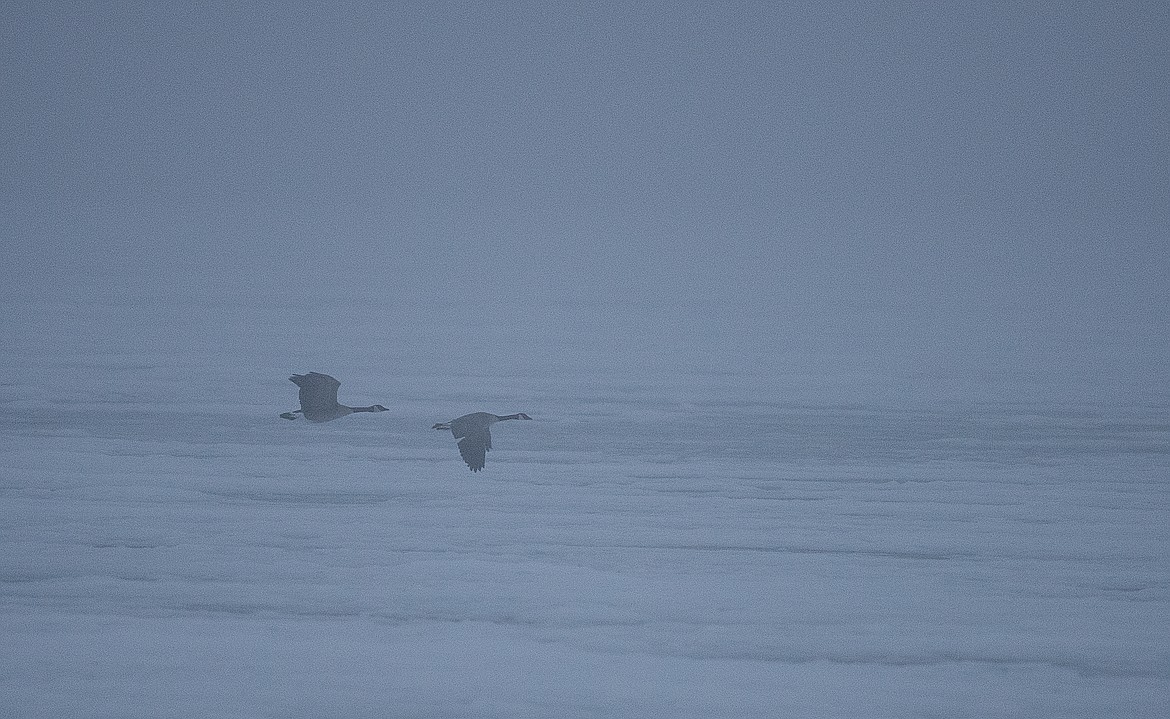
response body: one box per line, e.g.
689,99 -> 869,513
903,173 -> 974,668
3,3 -> 1169,716
3,1 -> 1166,393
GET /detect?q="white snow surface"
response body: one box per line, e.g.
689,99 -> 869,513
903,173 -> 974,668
1,299 -> 1167,718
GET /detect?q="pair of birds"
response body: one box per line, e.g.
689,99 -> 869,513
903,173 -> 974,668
280,372 -> 530,472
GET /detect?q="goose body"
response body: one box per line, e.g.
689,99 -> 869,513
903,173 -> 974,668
433,412 -> 531,471
280,372 -> 388,423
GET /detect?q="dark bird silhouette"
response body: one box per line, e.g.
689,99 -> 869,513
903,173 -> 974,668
433,412 -> 532,471
279,372 -> 388,423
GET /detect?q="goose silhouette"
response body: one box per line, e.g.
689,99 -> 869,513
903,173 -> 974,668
433,412 -> 532,471
280,372 -> 387,423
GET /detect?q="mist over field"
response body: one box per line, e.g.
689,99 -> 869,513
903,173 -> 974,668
2,2 -> 1167,716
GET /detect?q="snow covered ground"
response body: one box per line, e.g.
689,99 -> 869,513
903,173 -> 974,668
1,298 -> 1167,718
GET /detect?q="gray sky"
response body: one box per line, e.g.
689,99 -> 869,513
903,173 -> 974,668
3,1 -> 1167,385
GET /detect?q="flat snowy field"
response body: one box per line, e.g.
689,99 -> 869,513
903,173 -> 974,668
2,299 -> 1167,718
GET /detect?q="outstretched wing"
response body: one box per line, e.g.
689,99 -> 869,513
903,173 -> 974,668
290,372 -> 341,416
456,429 -> 492,472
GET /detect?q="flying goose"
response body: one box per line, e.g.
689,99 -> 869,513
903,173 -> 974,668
280,372 -> 388,423
433,412 -> 532,471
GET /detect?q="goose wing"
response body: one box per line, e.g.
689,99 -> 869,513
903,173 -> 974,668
290,372 -> 342,416
456,428 -> 492,472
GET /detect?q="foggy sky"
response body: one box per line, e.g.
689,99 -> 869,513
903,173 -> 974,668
2,1 -> 1167,389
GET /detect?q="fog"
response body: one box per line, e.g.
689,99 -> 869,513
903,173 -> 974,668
2,2 -> 1168,716
5,2 -> 1167,392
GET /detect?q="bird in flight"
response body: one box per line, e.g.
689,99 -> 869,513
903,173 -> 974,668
280,372 -> 388,422
433,412 -> 532,471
